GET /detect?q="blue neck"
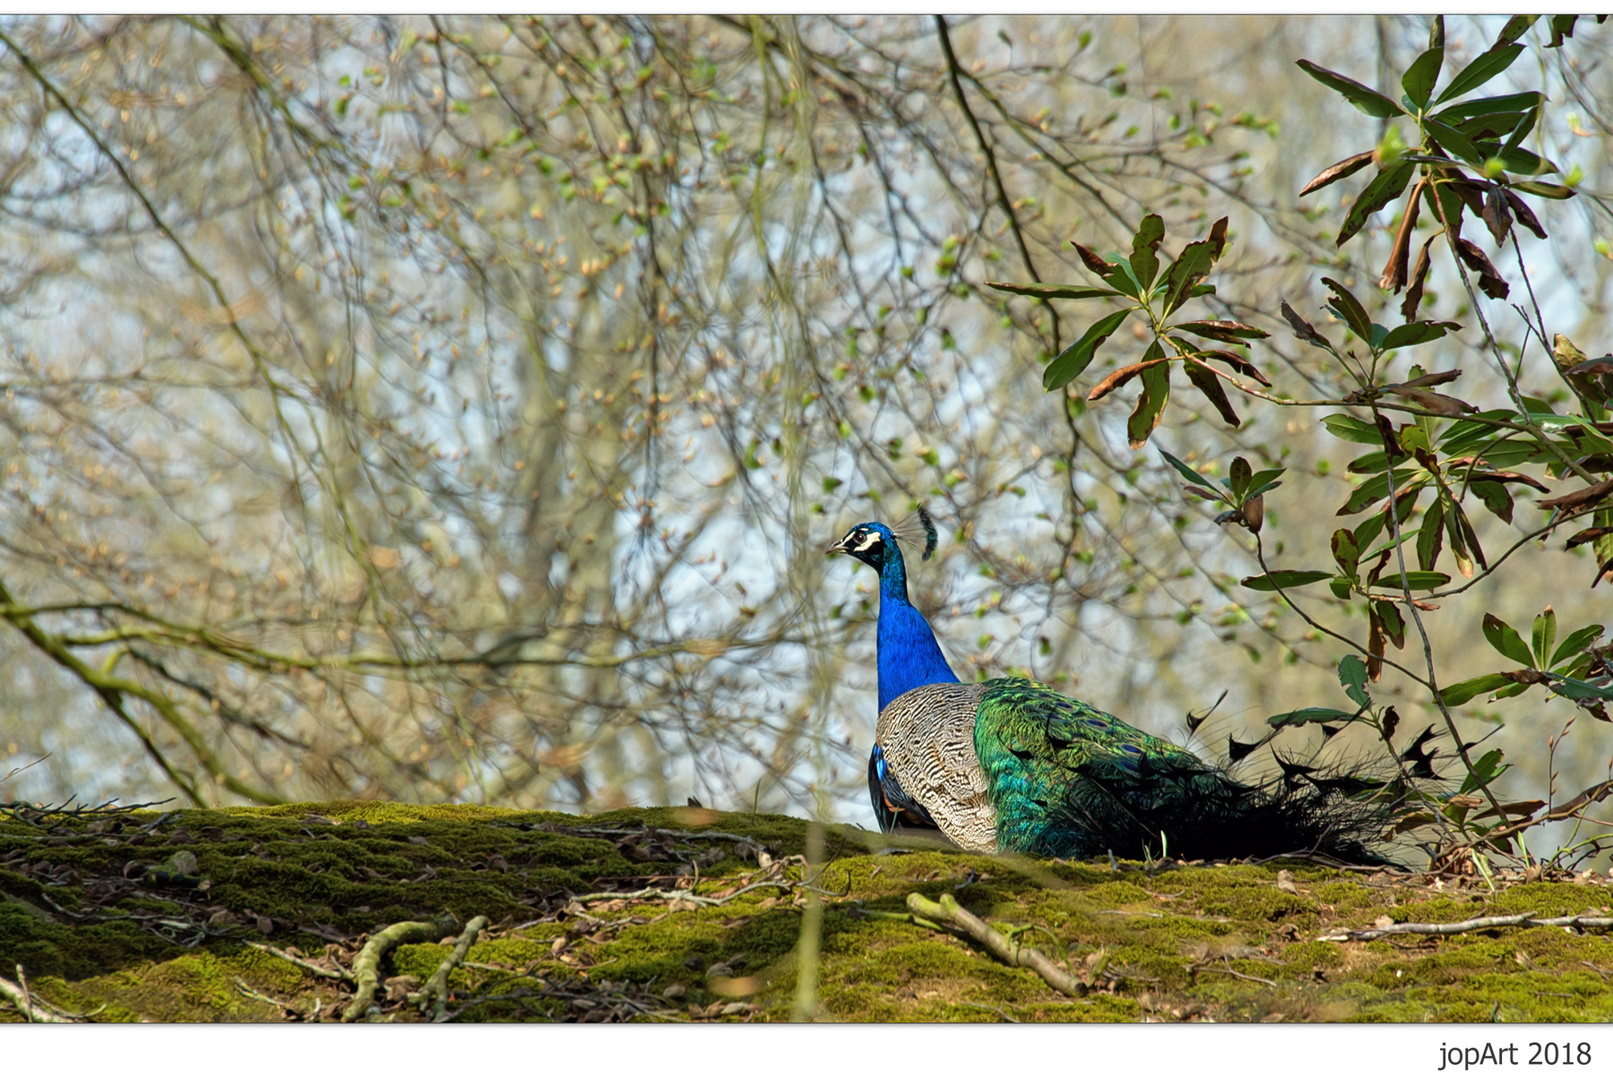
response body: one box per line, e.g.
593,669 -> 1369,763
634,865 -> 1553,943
875,553 -> 959,711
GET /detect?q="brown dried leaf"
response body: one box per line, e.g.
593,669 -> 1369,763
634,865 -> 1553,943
1453,237 -> 1510,299
1172,319 -> 1269,343
1502,189 -> 1547,239
1567,526 -> 1613,549
1401,235 -> 1437,321
1197,349 -> 1272,387
1367,606 -> 1385,681
1466,470 -> 1550,493
1446,178 -> 1487,216
1596,557 -> 1613,589
1280,300 -> 1329,348
1299,150 -> 1377,197
1568,356 -> 1613,379
1380,179 -> 1425,293
1393,368 -> 1463,389
1540,478 -> 1613,513
1086,356 -> 1169,402
1382,387 -> 1478,415
1242,493 -> 1265,534
1072,241 -> 1118,278
1481,188 -> 1514,246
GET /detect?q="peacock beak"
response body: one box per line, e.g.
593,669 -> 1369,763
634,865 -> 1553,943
825,538 -> 851,555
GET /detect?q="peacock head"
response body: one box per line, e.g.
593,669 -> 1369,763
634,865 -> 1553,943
826,508 -> 937,576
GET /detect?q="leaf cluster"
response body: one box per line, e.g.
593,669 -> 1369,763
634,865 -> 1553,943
992,15 -> 1613,864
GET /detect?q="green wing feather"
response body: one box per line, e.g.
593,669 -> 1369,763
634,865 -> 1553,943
974,677 -> 1231,856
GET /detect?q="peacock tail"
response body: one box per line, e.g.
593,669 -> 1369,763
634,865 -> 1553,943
833,515 -> 1412,865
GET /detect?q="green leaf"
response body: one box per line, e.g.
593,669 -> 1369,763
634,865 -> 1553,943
1378,569 -> 1449,591
1485,143 -> 1555,177
1268,707 -> 1360,729
1431,91 -> 1543,122
1511,180 -> 1574,199
1439,672 -> 1513,706
1339,655 -> 1371,708
1495,14 -> 1539,47
987,281 -> 1122,301
1160,218 -> 1228,315
1228,456 -> 1253,500
1471,480 -> 1515,525
1321,277 -> 1374,343
1129,214 -> 1165,291
1458,748 -> 1507,795
1401,45 -> 1444,111
1353,510 -> 1387,551
1125,359 -> 1171,449
1246,468 -> 1285,500
1337,472 -> 1397,516
1422,117 -> 1482,165
1381,320 -> 1460,350
1482,612 -> 1535,668
1334,161 -> 1416,247
1416,500 -> 1444,571
1296,60 -> 1404,118
1240,570 -> 1332,591
1042,309 -> 1130,391
1331,528 -> 1360,579
1531,608 -> 1557,672
1375,599 -> 1406,650
1170,320 -> 1269,343
1321,414 -> 1385,444
1435,43 -> 1525,105
1551,623 -> 1605,668
1552,677 -> 1613,702
1158,448 -> 1219,492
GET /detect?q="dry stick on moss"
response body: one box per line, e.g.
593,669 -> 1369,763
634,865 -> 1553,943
906,893 -> 1088,997
411,915 -> 488,1022
247,942 -> 355,984
1321,911 -> 1613,942
233,976 -> 300,1015
0,970 -> 72,1023
341,913 -> 461,1022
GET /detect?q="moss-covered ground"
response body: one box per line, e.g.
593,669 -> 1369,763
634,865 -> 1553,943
3,801 -> 1612,1022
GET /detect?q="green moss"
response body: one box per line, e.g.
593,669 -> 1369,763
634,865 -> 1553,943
3,803 -> 1612,1022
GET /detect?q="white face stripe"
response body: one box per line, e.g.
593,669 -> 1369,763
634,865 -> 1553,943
839,528 -> 882,553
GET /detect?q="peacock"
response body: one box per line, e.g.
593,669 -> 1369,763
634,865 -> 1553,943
828,511 -> 1407,864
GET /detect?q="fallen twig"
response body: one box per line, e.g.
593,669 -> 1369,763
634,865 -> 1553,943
412,914 -> 488,1021
906,892 -> 1087,997
247,941 -> 355,983
233,976 -> 300,1016
570,886 -> 724,907
0,968 -> 73,1022
1320,911 -> 1613,941
570,878 -> 791,909
342,913 -> 460,1022
1218,959 -> 1278,987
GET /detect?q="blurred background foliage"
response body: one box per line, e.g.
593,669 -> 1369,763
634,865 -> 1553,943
0,15 -> 1610,845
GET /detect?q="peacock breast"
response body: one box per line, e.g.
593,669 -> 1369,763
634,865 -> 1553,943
874,681 -> 997,852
